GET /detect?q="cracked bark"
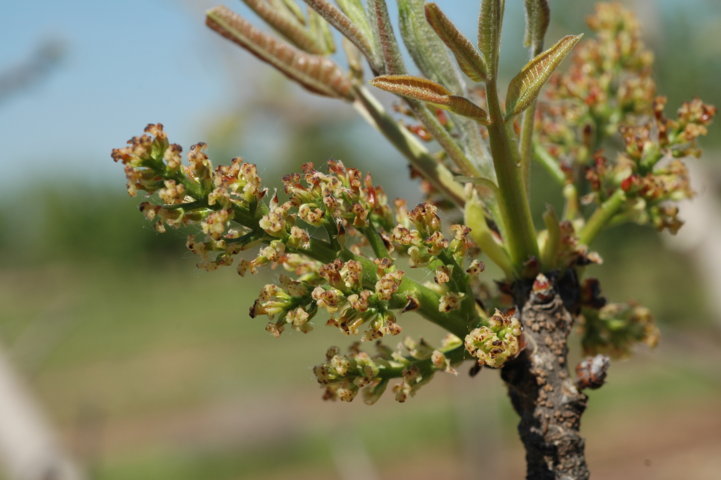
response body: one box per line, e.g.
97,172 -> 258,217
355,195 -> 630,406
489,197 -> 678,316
501,277 -> 590,480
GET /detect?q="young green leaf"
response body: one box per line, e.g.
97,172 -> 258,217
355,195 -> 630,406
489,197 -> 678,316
505,34 -> 582,118
243,0 -> 326,54
276,0 -> 307,25
206,6 -> 354,100
398,0 -> 461,91
335,0 -> 374,47
446,96 -> 490,124
371,75 -> 488,123
308,8 -> 336,53
523,0 -> 550,51
478,0 -> 505,79
368,0 -> 405,74
425,3 -> 487,82
302,0 -> 377,68
372,75 -> 451,103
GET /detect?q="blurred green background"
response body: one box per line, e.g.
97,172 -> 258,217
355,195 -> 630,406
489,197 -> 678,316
1,1 -> 720,479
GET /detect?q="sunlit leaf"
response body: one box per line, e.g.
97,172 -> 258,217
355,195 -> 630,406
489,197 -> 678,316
478,0 -> 505,79
302,0 -> 377,67
243,0 -> 327,54
505,34 -> 582,118
335,0 -> 374,48
447,96 -> 489,124
523,0 -> 550,50
371,75 -> 488,123
308,8 -> 336,53
425,3 -> 487,82
274,0 -> 307,25
372,75 -> 450,102
206,6 -> 354,100
368,0 -> 405,74
398,0 -> 461,91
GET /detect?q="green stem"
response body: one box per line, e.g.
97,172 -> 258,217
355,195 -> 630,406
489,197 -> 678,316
408,100 -> 481,179
300,238 -> 338,263
540,207 -> 561,270
520,102 -> 537,192
578,189 -> 626,245
391,278 -> 471,338
353,85 -> 466,206
437,251 -> 477,325
485,80 -> 540,272
376,344 -> 469,379
345,253 -> 473,338
562,184 -> 580,221
520,37 -> 547,193
464,192 -> 513,277
533,142 -> 566,185
362,225 -> 390,259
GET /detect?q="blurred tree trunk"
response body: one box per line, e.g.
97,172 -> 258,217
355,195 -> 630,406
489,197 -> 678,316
667,160 -> 721,330
0,347 -> 83,480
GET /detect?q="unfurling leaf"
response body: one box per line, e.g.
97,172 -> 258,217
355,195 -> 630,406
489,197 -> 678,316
276,0 -> 307,25
308,9 -> 336,53
371,75 -> 488,123
206,6 -> 354,100
425,3 -> 487,82
478,0 -> 505,79
505,34 -> 582,118
523,0 -> 550,50
243,0 -> 327,54
302,0 -> 377,67
398,0 -> 461,91
368,0 -> 405,74
446,96 -> 489,124
372,75 -> 451,103
335,0 -> 375,52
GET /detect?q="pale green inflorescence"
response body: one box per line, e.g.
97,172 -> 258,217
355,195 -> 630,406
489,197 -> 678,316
112,124 -> 507,402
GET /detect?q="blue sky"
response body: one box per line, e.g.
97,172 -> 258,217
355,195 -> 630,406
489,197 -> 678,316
0,0 -> 232,187
0,0 -> 715,190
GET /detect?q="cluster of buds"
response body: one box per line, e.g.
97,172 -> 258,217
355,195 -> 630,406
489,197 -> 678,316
281,160 -> 394,236
389,201 -> 483,321
113,124 -> 489,402
535,2 -> 714,250
249,277 -> 315,336
112,124 -> 270,270
583,97 -> 715,233
314,335 -> 464,404
580,302 -> 660,358
538,3 -> 656,168
465,309 -> 523,368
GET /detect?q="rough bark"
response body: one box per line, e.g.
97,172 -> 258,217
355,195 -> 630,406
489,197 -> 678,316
501,276 -> 590,480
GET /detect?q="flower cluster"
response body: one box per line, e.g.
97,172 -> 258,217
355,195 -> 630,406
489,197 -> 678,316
538,2 -> 656,168
389,201 -> 483,318
252,258 -> 408,341
580,302 -> 660,358
314,335 -> 464,404
536,2 -> 715,242
464,309 -> 523,368
112,124 -> 271,270
584,97 -> 715,233
113,124 -> 507,402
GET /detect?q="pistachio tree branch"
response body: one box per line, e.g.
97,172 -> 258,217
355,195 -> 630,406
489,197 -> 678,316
353,85 -> 466,206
